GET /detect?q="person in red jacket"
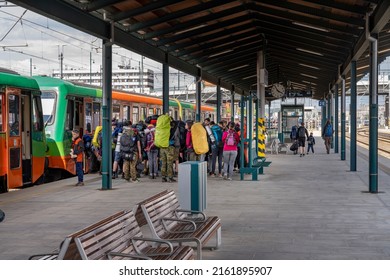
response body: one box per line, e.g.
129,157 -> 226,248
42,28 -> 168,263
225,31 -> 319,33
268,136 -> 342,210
71,129 -> 85,186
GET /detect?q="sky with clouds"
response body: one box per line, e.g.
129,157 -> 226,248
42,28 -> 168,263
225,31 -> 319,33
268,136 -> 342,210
0,4 -> 197,90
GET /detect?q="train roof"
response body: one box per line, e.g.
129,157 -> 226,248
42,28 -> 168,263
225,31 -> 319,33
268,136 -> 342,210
33,76 -> 215,111
0,70 -> 41,91
33,76 -> 101,98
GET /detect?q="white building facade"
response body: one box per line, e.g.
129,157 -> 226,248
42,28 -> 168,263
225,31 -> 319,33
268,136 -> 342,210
52,67 -> 154,94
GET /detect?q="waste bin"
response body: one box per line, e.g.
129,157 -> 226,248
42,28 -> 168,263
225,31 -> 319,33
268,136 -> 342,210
178,161 -> 207,211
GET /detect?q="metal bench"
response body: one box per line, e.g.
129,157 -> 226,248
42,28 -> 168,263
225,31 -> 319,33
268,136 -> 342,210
29,209 -> 194,260
73,209 -> 194,260
252,157 -> 272,175
136,189 -> 221,260
29,210 -> 128,260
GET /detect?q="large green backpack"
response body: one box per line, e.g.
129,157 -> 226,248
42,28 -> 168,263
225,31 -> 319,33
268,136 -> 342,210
154,114 -> 171,148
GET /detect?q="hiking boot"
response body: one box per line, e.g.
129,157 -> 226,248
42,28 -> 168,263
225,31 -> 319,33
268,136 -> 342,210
168,177 -> 176,183
162,177 -> 167,182
75,182 -> 84,186
132,179 -> 140,183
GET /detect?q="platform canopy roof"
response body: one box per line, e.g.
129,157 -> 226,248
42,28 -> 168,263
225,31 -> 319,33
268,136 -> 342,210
10,0 -> 390,99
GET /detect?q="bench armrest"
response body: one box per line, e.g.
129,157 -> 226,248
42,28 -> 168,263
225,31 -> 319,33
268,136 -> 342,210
175,209 -> 206,221
28,253 -> 58,260
107,252 -> 152,260
131,237 -> 174,257
253,157 -> 266,164
162,218 -> 197,233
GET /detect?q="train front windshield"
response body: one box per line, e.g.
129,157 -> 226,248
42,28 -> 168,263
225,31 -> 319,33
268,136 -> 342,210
41,91 -> 56,125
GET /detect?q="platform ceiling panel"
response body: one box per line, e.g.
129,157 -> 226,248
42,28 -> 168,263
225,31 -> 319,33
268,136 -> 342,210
10,0 -> 390,99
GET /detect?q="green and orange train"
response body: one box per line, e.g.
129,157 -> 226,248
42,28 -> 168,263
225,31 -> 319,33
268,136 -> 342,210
0,70 -> 216,192
0,70 -> 46,193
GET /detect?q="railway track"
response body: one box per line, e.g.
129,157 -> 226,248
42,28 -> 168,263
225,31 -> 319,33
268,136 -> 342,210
354,128 -> 390,154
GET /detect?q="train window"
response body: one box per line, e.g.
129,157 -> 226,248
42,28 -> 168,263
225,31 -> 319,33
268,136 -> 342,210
141,107 -> 147,121
112,104 -> 120,120
0,94 -> 3,131
156,108 -> 161,115
93,102 -> 100,128
41,91 -> 56,126
8,94 -> 20,136
123,106 -> 130,122
132,106 -> 139,123
85,103 -> 92,133
148,108 -> 154,116
32,96 -> 43,132
65,99 -> 74,131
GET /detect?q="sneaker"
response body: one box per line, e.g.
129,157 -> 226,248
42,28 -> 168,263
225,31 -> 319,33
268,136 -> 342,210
211,174 -> 216,177
227,177 -> 232,181
162,177 -> 167,182
223,176 -> 228,180
75,182 -> 84,186
168,177 -> 176,183
218,174 -> 223,178
132,179 -> 140,183
300,154 -> 302,157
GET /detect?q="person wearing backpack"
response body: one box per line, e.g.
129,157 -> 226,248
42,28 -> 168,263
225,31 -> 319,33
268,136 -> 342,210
145,124 -> 158,179
290,125 -> 298,155
210,121 -> 223,177
160,117 -> 178,183
120,127 -> 141,182
71,129 -> 85,186
322,119 -> 334,154
296,122 -> 309,157
222,122 -> 240,180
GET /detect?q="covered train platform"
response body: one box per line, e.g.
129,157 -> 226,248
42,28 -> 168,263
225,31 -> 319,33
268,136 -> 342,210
1,133 -> 390,260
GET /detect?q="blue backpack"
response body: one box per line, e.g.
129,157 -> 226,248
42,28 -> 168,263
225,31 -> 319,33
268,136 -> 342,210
325,124 -> 333,137
291,126 -> 297,139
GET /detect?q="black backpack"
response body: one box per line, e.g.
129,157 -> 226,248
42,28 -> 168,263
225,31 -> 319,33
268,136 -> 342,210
177,120 -> 187,149
298,127 -> 306,138
120,133 -> 135,153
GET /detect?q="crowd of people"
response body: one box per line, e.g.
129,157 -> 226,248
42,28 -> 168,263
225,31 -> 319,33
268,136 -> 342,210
75,115 -> 250,186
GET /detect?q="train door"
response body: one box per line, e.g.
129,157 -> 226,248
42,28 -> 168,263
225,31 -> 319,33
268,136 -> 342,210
0,93 -> 6,192
21,94 -> 32,184
6,88 -> 22,189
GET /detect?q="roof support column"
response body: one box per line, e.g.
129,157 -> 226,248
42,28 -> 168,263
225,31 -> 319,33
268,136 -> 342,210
101,40 -> 112,190
350,60 -> 357,171
162,60 -> 169,114
257,50 -> 265,117
341,76 -> 346,161
196,70 -> 201,122
369,34 -> 379,193
328,93 -> 334,149
334,83 -> 339,153
216,81 -> 221,123
230,90 -> 235,122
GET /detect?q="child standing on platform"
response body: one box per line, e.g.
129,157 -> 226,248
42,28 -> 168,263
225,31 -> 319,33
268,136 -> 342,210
71,129 -> 84,186
307,132 -> 315,154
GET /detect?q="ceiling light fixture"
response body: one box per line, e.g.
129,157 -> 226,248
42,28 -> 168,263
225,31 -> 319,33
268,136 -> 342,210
302,80 -> 317,85
298,63 -> 320,70
300,73 -> 318,79
242,74 -> 257,80
173,24 -> 207,35
208,49 -> 234,58
356,65 -> 369,70
228,64 -> 249,72
296,48 -> 324,56
292,22 -> 329,32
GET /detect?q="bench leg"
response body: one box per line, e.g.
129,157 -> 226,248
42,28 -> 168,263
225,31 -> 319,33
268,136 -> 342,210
252,171 -> 258,181
215,227 -> 222,249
